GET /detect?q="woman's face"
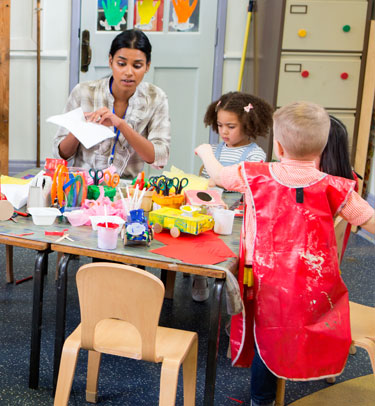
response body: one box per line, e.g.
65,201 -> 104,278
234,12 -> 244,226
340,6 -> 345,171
109,48 -> 150,93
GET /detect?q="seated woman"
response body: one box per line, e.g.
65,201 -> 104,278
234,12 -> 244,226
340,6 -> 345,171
53,29 -> 171,179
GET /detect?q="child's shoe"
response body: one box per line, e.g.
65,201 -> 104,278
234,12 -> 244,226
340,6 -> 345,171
191,275 -> 209,302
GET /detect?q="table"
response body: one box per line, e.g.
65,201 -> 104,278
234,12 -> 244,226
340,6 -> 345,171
50,210 -> 240,405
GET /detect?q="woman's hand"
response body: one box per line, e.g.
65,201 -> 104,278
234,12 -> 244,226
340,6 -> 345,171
85,107 -> 123,128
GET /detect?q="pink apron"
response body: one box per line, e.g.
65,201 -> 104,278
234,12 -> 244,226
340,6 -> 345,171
231,162 -> 355,379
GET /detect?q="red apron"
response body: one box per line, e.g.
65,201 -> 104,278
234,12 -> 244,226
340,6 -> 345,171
231,162 -> 355,379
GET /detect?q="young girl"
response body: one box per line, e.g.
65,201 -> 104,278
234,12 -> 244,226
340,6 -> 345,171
193,92 -> 273,302
319,115 -> 359,263
200,92 -> 273,181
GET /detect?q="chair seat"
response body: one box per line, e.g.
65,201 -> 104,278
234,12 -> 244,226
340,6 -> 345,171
349,302 -> 375,341
92,319 -> 197,363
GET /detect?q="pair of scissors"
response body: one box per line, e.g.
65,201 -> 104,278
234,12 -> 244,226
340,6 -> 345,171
171,177 -> 189,194
158,177 -> 174,196
149,176 -> 167,194
89,169 -> 104,186
103,171 -> 120,188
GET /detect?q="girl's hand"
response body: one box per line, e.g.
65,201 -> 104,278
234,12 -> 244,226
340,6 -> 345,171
85,107 -> 122,128
194,143 -> 213,158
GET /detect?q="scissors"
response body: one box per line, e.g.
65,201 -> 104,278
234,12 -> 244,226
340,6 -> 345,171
149,176 -> 167,194
103,171 -> 120,188
158,177 -> 174,196
171,177 -> 189,194
89,169 -> 104,186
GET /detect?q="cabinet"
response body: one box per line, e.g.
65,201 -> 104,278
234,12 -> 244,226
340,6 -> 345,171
243,0 -> 373,161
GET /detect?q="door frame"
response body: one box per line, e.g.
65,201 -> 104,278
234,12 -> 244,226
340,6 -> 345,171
69,0 -> 227,122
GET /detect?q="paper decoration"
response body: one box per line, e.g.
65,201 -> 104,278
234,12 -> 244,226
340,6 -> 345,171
151,230 -> 237,265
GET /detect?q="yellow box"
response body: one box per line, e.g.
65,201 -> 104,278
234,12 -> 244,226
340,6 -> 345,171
149,207 -> 214,235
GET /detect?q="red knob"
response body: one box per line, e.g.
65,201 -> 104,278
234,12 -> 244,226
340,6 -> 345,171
341,72 -> 349,80
301,70 -> 309,78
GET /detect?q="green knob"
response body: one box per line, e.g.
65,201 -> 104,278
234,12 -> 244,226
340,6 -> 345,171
343,25 -> 351,32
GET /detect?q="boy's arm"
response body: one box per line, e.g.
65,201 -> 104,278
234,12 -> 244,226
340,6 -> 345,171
195,144 -> 224,187
360,212 -> 375,234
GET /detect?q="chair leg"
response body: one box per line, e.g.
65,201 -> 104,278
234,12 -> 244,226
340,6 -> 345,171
275,378 -> 286,406
86,351 -> 102,403
355,339 -> 375,378
6,245 -> 14,283
182,337 -> 198,406
159,359 -> 180,406
54,329 -> 81,406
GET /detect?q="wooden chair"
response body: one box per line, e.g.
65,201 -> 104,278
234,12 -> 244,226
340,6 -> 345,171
54,263 -> 198,405
275,218 -> 375,405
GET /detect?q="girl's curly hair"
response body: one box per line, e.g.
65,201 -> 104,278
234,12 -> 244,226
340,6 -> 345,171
204,92 -> 273,140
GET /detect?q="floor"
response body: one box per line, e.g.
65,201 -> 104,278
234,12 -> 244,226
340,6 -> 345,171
0,232 -> 373,405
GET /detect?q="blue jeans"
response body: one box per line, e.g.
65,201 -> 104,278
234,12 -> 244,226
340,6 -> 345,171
251,347 -> 277,406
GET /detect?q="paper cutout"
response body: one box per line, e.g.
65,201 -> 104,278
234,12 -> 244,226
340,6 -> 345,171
47,108 -> 115,149
137,0 -> 160,25
102,0 -> 127,26
172,0 -> 198,24
151,230 -> 237,265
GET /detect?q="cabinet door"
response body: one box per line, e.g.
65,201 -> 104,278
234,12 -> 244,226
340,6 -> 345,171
277,54 -> 361,109
282,0 -> 368,52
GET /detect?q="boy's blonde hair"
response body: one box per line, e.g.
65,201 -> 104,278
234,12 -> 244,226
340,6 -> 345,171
273,102 -> 330,159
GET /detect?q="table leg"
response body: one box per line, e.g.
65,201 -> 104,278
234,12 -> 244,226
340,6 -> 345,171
203,278 -> 224,406
29,249 -> 49,389
160,269 -> 176,299
53,253 -> 73,393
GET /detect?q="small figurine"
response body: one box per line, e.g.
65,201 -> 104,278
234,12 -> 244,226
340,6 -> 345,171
123,209 -> 153,246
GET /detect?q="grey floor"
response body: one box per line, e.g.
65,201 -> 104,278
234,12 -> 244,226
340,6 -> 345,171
0,232 -> 373,405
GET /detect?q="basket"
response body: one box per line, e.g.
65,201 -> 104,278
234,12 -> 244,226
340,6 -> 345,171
152,192 -> 185,209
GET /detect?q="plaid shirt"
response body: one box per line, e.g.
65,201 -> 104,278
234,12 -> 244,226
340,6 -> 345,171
53,76 -> 171,179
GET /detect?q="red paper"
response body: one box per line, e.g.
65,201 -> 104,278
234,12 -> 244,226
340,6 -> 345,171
151,230 -> 237,265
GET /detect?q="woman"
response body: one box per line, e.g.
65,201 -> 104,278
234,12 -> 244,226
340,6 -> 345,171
53,29 -> 170,179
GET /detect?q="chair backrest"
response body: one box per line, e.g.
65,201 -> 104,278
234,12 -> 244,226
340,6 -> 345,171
76,263 -> 165,362
334,216 -> 348,262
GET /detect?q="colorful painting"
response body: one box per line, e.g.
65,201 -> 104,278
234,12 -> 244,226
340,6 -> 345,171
97,0 -> 128,31
134,0 -> 164,31
169,0 -> 199,32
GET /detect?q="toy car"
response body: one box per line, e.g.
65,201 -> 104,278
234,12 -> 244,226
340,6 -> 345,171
122,209 -> 153,247
148,207 -> 214,238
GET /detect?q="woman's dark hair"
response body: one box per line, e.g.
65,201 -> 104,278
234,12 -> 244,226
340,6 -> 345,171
319,115 -> 354,180
109,29 -> 152,63
204,92 -> 273,140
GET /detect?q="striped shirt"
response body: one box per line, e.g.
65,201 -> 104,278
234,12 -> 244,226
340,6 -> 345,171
53,76 -> 171,179
221,158 -> 374,264
201,142 -> 265,178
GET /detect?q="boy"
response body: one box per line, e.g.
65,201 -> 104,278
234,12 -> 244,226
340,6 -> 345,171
195,101 -> 375,406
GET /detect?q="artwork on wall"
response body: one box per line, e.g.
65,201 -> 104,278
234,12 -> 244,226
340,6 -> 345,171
169,0 -> 199,32
134,0 -> 164,31
97,0 -> 128,31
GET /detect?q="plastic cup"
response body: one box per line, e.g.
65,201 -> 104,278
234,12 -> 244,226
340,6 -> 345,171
97,222 -> 120,250
212,209 -> 235,235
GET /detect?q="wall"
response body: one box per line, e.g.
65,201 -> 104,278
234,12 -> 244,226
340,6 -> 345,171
9,0 -> 71,171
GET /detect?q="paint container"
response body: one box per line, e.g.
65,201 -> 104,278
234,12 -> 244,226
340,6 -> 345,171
212,209 -> 235,235
97,222 -> 120,250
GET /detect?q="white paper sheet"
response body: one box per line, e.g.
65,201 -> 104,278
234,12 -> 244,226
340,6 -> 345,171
47,107 -> 115,149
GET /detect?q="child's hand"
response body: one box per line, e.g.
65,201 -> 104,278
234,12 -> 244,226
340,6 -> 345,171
195,144 -> 213,158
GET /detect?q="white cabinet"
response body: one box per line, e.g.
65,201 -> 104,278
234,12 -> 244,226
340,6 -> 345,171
245,0 -> 373,160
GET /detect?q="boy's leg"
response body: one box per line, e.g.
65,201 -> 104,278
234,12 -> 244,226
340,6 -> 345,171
251,347 -> 277,406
